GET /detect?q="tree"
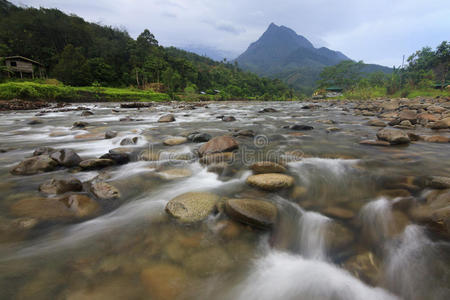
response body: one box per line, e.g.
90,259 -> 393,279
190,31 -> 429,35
52,44 -> 91,86
318,60 -> 364,90
434,41 -> 449,87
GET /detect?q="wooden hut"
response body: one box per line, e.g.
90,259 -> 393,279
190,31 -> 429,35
3,56 -> 46,79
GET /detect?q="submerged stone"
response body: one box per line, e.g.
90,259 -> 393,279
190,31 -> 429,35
165,192 -> 220,223
225,198 -> 278,230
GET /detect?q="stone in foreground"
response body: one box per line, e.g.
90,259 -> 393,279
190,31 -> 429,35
90,181 -> 121,199
376,128 -> 410,145
246,173 -> 294,191
39,177 -> 82,194
165,192 -> 220,223
225,198 -> 277,230
158,114 -> 175,122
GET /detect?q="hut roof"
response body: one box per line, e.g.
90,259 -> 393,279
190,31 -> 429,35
4,56 -> 44,66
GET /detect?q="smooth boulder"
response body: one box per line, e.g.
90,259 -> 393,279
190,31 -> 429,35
11,155 -> 58,175
79,158 -> 114,170
50,149 -> 82,167
165,192 -> 219,223
39,178 -> 82,194
246,173 -> 294,191
90,181 -> 120,199
158,114 -> 175,122
198,136 -> 239,156
376,128 -> 410,145
225,198 -> 277,230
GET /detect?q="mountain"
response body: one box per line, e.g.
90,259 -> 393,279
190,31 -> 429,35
236,23 -> 391,94
180,45 -> 238,62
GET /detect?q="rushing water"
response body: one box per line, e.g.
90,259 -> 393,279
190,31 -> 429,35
0,101 -> 449,299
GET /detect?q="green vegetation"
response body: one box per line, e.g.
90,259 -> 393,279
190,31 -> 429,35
0,81 -> 170,102
0,1 -> 291,101
318,41 -> 449,99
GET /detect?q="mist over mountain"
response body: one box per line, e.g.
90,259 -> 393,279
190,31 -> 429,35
180,45 -> 238,62
236,23 -> 391,94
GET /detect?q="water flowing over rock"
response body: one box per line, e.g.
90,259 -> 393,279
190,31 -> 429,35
246,173 -> 294,191
141,264 -> 188,300
10,155 -> 58,175
225,198 -> 278,230
104,130 -> 118,139
198,135 -> 239,156
165,192 -> 220,223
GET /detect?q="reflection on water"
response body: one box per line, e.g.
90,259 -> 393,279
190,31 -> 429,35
0,101 -> 449,299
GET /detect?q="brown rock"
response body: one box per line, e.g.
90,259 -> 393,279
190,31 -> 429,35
90,181 -> 120,199
158,114 -> 175,122
39,178 -> 82,195
10,155 -> 58,175
376,128 -> 410,145
246,173 -> 294,191
250,161 -> 287,174
321,207 -> 355,220
165,192 -> 220,223
198,136 -> 239,156
79,159 -> 114,170
225,198 -> 278,230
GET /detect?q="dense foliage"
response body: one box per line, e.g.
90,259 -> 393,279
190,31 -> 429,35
318,41 -> 449,98
0,1 -> 291,99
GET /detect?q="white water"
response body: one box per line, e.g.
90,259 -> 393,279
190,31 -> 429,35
384,225 -> 450,300
359,198 -> 394,244
225,251 -> 399,300
297,211 -> 330,260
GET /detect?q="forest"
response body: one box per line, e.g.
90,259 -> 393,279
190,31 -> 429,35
0,0 -> 292,100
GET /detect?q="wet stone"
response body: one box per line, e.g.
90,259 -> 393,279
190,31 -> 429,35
183,246 -> 233,277
104,130 -> 118,139
79,158 -> 114,170
198,135 -> 239,156
376,128 -> 410,145
50,149 -> 82,167
225,198 -> 278,230
90,181 -> 121,200
11,155 -> 59,175
141,264 -> 188,300
165,192 -> 220,223
246,173 -> 294,191
163,137 -> 188,146
39,177 -> 82,195
250,161 -> 287,174
158,114 -> 175,122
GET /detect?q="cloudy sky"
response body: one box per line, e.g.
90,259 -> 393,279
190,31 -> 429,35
11,0 -> 450,66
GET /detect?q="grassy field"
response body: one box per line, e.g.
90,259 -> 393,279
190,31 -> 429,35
0,81 -> 170,102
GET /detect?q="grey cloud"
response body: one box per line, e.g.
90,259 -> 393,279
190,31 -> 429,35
10,0 -> 450,66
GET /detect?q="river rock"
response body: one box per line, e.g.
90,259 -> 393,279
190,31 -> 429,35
222,116 -> 236,122
27,117 -> 43,125
250,161 -> 286,174
198,136 -> 239,156
139,149 -> 160,161
165,192 -> 220,223
224,198 -> 277,229
119,137 -> 137,146
259,108 -> 278,113
90,181 -> 120,200
158,114 -> 175,122
288,124 -> 314,131
187,132 -> 211,142
99,152 -> 130,164
11,155 -> 58,175
79,158 -> 114,170
431,117 -> 450,129
141,264 -> 187,300
80,110 -> 93,116
11,194 -> 99,220
183,246 -> 233,276
50,149 -> 82,167
366,119 -> 387,127
246,173 -> 294,191
235,129 -> 255,137
158,168 -> 192,179
72,121 -> 88,128
105,130 -> 118,139
398,110 -> 417,123
376,128 -> 410,145
39,178 -> 82,194
32,146 -> 55,156
359,140 -> 390,146
342,251 -> 380,286
164,137 -> 187,146
428,176 -> 450,189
